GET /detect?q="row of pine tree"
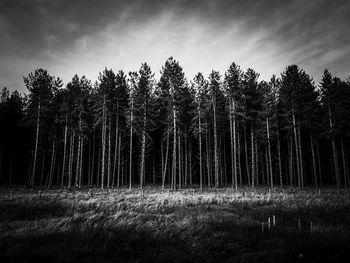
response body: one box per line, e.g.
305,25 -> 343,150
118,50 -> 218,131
1,58 -> 349,189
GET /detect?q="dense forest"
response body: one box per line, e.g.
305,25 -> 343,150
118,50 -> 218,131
0,58 -> 349,189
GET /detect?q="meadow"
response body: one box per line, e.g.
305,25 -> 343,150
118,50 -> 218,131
1,186 -> 350,262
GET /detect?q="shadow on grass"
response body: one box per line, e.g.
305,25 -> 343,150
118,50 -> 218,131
0,199 -> 69,221
1,221 -> 350,263
0,227 -> 193,263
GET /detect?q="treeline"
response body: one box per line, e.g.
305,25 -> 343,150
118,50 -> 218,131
0,58 -> 349,189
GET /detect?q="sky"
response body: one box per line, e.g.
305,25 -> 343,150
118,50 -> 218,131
0,0 -> 349,93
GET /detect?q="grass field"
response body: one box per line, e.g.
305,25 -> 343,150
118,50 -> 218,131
1,186 -> 350,262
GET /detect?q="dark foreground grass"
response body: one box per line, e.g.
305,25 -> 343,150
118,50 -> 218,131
0,187 -> 350,262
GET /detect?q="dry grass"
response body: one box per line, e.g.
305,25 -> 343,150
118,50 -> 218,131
1,186 -> 350,262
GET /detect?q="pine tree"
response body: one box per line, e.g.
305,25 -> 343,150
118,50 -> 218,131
24,69 -> 62,187
224,62 -> 242,189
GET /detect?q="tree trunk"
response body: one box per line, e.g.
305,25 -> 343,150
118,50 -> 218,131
184,136 -> 188,186
9,146 -> 13,186
79,137 -> 83,187
31,97 -> 41,187
310,135 -> 317,187
255,137 -> 259,187
107,118 -> 111,188
162,130 -> 170,189
61,115 -> 68,187
116,132 -> 122,187
172,108 -> 177,189
289,135 -> 293,187
266,117 -> 273,188
206,131 -> 211,187
0,146 -> 3,184
91,130 -> 95,186
101,95 -> 107,189
112,104 -> 119,187
189,143 -> 193,185
75,134 -> 81,187
237,130 -> 242,186
244,126 -> 250,186
213,95 -> 219,188
341,137 -> 349,188
129,95 -> 134,190
178,134 -> 182,188
68,131 -> 75,188
251,125 -> 255,187
328,105 -> 340,187
316,142 -> 323,187
297,121 -> 304,187
292,113 -> 301,188
277,130 -> 283,187
49,139 -> 56,187
230,99 -> 237,189
40,153 -> 45,187
140,106 -> 147,189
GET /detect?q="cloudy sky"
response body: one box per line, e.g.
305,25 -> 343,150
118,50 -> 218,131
1,0 -> 349,92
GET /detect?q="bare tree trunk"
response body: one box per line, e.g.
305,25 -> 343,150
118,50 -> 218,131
277,130 -> 283,187
161,134 -> 164,184
153,151 -> 156,185
61,115 -> 68,187
189,142 -> 193,186
162,130 -> 169,189
213,96 -> 219,188
88,138 -> 91,186
97,137 -> 100,186
289,135 -> 293,187
316,142 -> 323,187
178,134 -> 181,189
116,132 -> 121,187
9,145 -> 13,186
237,130 -> 242,186
129,95 -> 134,190
292,113 -> 301,188
255,137 -> 259,187
101,95 -> 107,189
265,147 -> 269,186
266,117 -> 273,188
112,104 -> 119,187
172,105 -> 177,190
185,136 -> 188,186
49,139 -> 56,187
31,97 -> 41,187
229,99 -> 234,188
251,125 -> 255,187
0,146 -> 3,184
79,137 -> 83,187
230,99 -> 237,189
329,105 -> 340,187
107,118 -> 111,188
200,119 -> 203,190
90,131 -> 95,186
244,126 -> 250,186
68,131 -> 75,188
40,153 -> 45,187
206,131 -> 211,188
341,137 -> 349,188
75,134 -> 81,187
310,135 -> 318,187
140,107 -> 147,189
297,121 -> 304,187
223,136 -> 227,186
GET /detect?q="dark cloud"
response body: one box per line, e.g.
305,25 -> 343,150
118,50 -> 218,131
0,0 -> 349,91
